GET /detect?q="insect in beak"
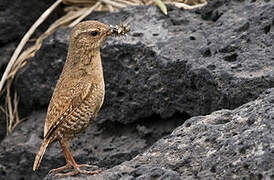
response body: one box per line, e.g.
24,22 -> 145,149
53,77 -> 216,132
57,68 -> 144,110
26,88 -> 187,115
105,28 -> 113,36
108,23 -> 130,36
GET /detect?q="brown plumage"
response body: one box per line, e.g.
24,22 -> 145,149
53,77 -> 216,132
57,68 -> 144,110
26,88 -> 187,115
33,21 -> 116,177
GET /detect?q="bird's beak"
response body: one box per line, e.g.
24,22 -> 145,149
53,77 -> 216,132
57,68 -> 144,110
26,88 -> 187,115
106,29 -> 113,36
104,26 -> 113,37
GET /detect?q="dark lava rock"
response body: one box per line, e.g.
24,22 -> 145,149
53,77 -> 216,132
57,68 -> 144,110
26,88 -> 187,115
0,110 -> 188,180
0,0 -> 65,94
0,106 -> 6,141
1,0 -> 274,180
45,88 -> 274,180
0,0 -> 64,70
15,0 -> 274,125
0,0 -> 63,45
0,43 -> 17,73
0,0 -> 64,145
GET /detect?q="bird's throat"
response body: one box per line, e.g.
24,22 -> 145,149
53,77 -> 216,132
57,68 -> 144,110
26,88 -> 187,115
64,47 -> 103,79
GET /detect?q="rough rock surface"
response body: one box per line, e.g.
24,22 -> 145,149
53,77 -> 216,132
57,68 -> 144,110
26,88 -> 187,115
0,110 -> 188,180
0,107 -> 5,141
0,0 -> 63,45
15,0 -> 274,124
0,0 -> 274,180
45,88 -> 274,180
0,0 -> 63,70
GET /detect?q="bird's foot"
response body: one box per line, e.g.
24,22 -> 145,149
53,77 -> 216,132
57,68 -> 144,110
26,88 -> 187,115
77,164 -> 99,169
55,169 -> 101,178
49,163 -> 101,178
49,163 -> 72,175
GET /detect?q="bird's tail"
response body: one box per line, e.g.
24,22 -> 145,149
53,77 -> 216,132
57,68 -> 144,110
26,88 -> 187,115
33,139 -> 50,171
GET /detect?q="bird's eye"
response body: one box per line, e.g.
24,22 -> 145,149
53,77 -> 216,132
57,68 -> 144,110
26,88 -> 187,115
90,31 -> 99,36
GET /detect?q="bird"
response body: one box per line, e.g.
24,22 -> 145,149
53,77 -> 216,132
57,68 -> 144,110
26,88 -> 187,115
33,20 -> 118,178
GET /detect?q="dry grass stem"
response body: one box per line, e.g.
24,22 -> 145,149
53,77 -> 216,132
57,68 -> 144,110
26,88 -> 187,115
107,3 -> 114,12
5,81 -> 24,134
115,0 -> 138,6
0,0 -> 62,93
69,1 -> 102,27
101,0 -> 127,8
97,3 -> 104,11
166,0 -> 207,9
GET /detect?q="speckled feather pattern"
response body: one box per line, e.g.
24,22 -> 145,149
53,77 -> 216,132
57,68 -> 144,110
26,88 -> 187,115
33,20 -> 129,173
43,21 -> 107,142
45,80 -> 104,140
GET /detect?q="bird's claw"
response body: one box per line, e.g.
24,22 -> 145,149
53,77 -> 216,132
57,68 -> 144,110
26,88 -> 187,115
78,164 -> 99,169
54,169 -> 102,178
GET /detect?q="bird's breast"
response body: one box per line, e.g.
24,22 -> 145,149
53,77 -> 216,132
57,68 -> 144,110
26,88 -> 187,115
55,83 -> 105,140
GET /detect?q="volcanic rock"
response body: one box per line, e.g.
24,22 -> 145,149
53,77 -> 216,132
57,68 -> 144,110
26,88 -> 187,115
0,0 -> 274,180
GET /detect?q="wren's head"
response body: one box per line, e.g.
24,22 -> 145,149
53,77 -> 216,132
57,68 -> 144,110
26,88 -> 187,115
69,20 -> 112,50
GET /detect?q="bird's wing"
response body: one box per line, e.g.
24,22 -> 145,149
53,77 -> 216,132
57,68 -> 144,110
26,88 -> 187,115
44,79 -> 93,140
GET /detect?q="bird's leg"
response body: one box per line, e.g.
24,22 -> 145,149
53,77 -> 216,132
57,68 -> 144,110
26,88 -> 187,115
53,139 -> 101,178
48,140 -> 73,175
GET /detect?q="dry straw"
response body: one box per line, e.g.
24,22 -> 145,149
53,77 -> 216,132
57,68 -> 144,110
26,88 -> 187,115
0,0 -> 207,134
